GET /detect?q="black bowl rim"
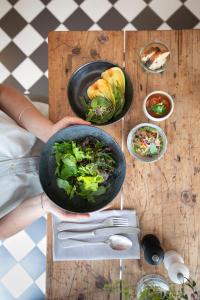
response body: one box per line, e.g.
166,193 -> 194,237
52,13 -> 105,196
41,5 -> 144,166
39,125 -> 126,213
67,60 -> 134,126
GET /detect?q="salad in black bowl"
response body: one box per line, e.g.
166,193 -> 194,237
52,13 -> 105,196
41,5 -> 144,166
39,125 -> 126,213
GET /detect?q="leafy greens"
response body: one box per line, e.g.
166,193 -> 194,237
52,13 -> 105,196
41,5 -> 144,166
54,137 -> 115,202
151,102 -> 167,116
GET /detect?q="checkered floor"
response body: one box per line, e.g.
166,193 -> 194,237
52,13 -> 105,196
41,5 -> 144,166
1,0 -> 200,100
0,217 -> 46,299
1,0 -> 200,299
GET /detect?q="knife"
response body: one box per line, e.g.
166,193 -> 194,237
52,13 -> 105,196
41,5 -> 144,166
57,226 -> 140,240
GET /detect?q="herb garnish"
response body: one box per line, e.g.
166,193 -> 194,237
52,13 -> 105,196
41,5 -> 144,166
151,102 -> 167,116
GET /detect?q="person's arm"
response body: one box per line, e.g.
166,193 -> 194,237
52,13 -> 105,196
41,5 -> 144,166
0,85 -> 91,238
0,84 -> 90,142
0,194 -> 89,240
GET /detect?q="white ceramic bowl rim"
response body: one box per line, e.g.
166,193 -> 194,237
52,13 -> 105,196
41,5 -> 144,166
127,122 -> 168,163
143,91 -> 174,122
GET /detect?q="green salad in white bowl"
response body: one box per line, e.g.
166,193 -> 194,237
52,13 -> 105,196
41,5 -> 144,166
127,123 -> 167,163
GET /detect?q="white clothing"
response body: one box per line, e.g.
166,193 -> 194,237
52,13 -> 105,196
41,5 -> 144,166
0,102 -> 48,218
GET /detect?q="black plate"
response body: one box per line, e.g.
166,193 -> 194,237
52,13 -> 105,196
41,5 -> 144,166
39,125 -> 126,213
67,60 -> 133,125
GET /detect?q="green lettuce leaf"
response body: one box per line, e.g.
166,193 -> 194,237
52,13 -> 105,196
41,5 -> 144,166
60,154 -> 77,178
57,178 -> 72,195
77,175 -> 103,192
54,141 -> 72,153
78,163 -> 98,176
72,141 -> 86,161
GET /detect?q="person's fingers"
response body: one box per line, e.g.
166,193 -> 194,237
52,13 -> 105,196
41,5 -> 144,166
51,117 -> 91,137
45,198 -> 90,219
61,116 -> 91,126
62,213 -> 90,220
54,210 -> 90,220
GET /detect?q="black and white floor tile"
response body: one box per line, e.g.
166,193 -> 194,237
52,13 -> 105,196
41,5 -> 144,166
1,0 -> 200,101
1,0 -> 200,299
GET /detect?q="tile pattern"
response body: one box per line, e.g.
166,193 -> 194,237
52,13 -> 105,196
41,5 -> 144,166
132,6 -> 163,30
0,218 -> 46,300
0,0 -> 200,299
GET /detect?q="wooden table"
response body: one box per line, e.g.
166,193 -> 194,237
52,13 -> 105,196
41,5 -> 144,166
47,30 -> 200,299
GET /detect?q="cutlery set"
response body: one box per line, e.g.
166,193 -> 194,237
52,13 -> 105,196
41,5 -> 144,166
60,235 -> 133,251
57,217 -> 140,251
57,217 -> 129,231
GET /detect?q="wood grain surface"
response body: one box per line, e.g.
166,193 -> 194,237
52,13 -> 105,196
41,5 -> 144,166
47,30 -> 200,299
122,30 -> 200,288
48,31 -> 124,300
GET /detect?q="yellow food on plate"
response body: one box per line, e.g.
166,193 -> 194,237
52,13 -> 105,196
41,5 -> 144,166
101,67 -> 125,116
87,78 -> 115,106
101,67 -> 125,95
83,66 -> 126,123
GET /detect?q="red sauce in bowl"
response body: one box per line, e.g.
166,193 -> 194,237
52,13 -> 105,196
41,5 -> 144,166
146,93 -> 171,118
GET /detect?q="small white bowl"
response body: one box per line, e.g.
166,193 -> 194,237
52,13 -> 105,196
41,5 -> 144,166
143,91 -> 174,122
127,123 -> 167,163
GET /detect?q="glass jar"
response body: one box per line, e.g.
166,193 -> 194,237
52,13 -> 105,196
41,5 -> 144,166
136,274 -> 169,299
139,41 -> 170,74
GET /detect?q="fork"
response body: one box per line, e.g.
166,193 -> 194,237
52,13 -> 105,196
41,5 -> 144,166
57,217 -> 128,231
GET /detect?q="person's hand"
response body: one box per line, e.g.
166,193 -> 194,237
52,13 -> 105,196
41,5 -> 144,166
49,116 -> 90,140
41,193 -> 90,220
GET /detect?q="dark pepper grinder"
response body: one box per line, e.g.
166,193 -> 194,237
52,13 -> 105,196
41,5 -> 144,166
141,234 -> 164,265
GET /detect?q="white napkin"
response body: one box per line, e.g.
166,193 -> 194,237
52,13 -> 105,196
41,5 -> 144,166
52,210 -> 140,261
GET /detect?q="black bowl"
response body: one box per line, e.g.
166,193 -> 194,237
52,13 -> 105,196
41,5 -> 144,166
39,125 -> 126,213
67,60 -> 133,125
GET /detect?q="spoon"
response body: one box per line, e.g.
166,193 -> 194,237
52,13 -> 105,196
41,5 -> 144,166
61,234 -> 132,251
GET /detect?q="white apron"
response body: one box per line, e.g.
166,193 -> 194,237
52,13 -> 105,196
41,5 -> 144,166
0,102 -> 48,218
